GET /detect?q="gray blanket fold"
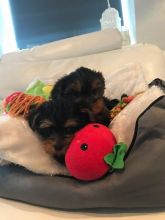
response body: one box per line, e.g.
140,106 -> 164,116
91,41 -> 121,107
0,96 -> 164,209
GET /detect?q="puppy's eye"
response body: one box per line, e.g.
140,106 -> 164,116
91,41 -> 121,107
39,120 -> 56,136
65,126 -> 78,134
40,120 -> 54,128
92,88 -> 103,99
73,91 -> 80,97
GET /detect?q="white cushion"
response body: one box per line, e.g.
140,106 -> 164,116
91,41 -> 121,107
0,43 -> 165,99
104,63 -> 148,99
1,29 -> 122,62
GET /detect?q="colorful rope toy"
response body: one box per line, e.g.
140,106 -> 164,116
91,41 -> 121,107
2,80 -> 53,118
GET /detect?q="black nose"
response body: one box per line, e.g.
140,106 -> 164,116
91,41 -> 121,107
101,117 -> 110,126
54,143 -> 65,151
94,107 -> 110,126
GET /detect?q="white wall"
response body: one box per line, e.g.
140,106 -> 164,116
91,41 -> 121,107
0,0 -> 17,54
135,0 -> 165,49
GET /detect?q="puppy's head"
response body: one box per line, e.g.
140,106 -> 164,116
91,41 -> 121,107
51,67 -> 109,123
28,101 -> 55,139
27,101 -> 90,164
27,101 -> 112,165
52,67 -> 104,105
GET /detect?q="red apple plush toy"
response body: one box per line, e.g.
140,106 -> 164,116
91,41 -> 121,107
65,123 -> 127,181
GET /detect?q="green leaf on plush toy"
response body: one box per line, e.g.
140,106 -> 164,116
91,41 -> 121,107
104,142 -> 127,170
25,80 -> 50,99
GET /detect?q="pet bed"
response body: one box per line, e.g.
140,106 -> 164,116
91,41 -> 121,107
0,79 -> 164,210
0,30 -> 165,210
0,94 -> 164,209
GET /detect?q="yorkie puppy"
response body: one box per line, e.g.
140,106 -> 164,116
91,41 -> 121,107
28,67 -> 118,164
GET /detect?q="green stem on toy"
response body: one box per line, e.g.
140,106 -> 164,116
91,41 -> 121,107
104,142 -> 127,170
25,80 -> 51,100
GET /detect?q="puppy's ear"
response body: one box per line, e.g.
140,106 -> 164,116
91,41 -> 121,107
27,104 -> 40,130
52,81 -> 81,101
28,103 -> 39,113
50,74 -> 68,100
27,102 -> 47,130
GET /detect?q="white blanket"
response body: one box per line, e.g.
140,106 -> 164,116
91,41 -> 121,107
0,116 -> 69,175
0,85 -> 164,175
110,86 -> 164,147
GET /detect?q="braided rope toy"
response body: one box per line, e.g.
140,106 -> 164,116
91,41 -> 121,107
3,92 -> 46,118
2,80 -> 53,118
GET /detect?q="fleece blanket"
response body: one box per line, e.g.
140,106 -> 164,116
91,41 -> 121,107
0,85 -> 164,176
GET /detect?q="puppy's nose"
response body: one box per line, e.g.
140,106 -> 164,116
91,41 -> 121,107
103,106 -> 110,116
94,107 -> 110,126
54,143 -> 65,151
